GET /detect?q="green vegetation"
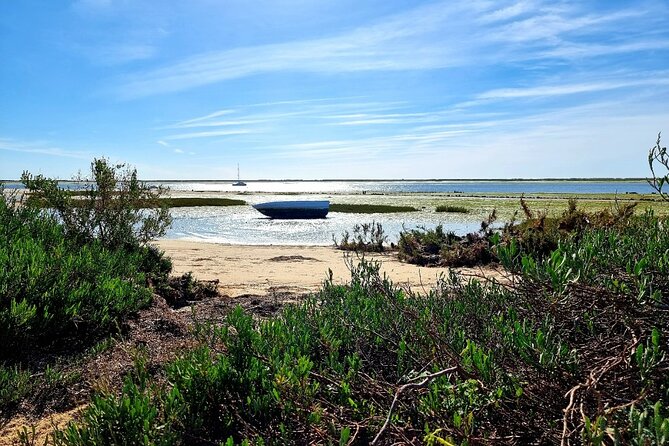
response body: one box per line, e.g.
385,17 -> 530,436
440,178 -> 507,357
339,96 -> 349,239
436,204 -> 469,213
45,195 -> 246,208
333,221 -> 388,252
0,192 -> 166,351
330,203 -> 418,213
161,197 -> 245,207
22,158 -> 171,248
2,142 -> 669,444
48,211 -> 668,443
398,213 -> 497,267
0,159 -> 176,421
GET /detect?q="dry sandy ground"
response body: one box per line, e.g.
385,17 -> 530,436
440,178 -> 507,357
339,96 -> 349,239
153,240 -> 501,298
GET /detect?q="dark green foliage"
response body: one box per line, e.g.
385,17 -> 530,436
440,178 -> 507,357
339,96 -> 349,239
161,197 -> 245,207
398,224 -> 461,265
436,205 -> 469,213
398,223 -> 493,267
330,203 -> 418,213
52,358 -> 181,446
333,221 -> 388,252
0,366 -> 33,412
51,210 -> 669,445
21,158 -> 171,249
502,197 -> 639,261
158,272 -> 219,308
0,195 -> 158,350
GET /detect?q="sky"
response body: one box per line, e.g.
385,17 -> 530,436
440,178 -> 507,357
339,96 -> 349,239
1,0 -> 669,180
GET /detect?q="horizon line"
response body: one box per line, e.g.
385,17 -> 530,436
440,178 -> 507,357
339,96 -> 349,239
1,177 -> 652,183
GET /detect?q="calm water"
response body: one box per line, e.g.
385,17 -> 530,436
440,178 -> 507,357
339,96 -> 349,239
4,179 -> 654,245
166,206 -> 483,246
3,179 -> 653,194
159,180 -> 653,195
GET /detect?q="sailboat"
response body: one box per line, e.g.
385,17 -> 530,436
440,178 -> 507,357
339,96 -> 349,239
232,164 -> 246,186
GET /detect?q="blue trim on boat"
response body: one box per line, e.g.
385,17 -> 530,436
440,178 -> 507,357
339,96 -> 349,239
252,200 -> 329,219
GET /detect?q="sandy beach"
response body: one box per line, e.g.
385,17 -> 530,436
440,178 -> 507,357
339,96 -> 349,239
153,240 -> 501,298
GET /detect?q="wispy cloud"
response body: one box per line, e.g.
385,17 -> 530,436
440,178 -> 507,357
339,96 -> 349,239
0,138 -> 91,159
475,76 -> 669,101
172,109 -> 237,127
87,43 -> 157,65
167,119 -> 266,130
113,1 -> 667,98
163,129 -> 252,140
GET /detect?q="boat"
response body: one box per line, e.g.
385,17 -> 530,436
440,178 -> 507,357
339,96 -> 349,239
232,164 -> 246,186
252,200 -> 329,219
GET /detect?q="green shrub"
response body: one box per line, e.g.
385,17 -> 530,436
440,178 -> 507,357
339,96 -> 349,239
21,158 -> 171,249
0,366 -> 33,414
398,224 -> 495,267
333,221 -> 388,252
0,189 -> 164,351
52,219 -> 669,444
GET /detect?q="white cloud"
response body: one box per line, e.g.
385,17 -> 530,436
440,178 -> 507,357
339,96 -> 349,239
0,138 -> 91,160
171,110 -> 237,127
92,43 -> 157,65
475,77 -> 669,101
164,129 -> 252,140
113,1 -> 667,98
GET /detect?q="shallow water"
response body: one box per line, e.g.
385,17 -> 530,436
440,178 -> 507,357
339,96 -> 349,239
4,179 -> 652,195
165,205 -> 483,246
5,179 -> 653,245
159,180 -> 652,195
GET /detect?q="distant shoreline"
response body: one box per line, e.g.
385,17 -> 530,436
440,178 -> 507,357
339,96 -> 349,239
1,177 -> 650,183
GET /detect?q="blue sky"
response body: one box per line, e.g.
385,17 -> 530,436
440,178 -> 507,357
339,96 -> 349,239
1,0 -> 669,180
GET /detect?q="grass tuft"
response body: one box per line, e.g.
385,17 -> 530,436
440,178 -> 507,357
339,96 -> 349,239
436,205 -> 469,213
330,203 -> 418,213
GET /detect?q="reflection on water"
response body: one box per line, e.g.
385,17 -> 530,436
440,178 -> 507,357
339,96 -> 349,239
4,179 -> 652,194
160,180 -> 653,195
165,206 -> 483,246
5,178 -> 653,245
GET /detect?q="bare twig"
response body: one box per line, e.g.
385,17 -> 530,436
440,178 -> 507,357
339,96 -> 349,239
371,366 -> 457,445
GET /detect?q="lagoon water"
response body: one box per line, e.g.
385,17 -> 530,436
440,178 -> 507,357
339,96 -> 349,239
3,179 -> 654,246
166,205 -> 483,246
3,179 -> 652,194
161,180 -> 653,245
160,179 -> 653,195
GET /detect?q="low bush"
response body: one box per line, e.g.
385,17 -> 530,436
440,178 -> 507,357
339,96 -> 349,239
52,208 -> 669,443
398,224 -> 461,266
398,211 -> 497,267
1,159 -> 176,352
0,195 -> 157,350
158,272 -> 219,308
333,221 -> 388,252
21,158 -> 171,249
